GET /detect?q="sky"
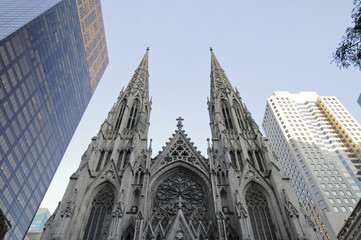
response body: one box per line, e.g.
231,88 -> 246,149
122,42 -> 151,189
41,0 -> 361,213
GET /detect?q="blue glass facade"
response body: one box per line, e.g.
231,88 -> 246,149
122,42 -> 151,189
0,0 -> 61,41
28,208 -> 50,232
0,0 -> 108,239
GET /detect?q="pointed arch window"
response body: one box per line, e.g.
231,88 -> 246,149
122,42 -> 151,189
115,101 -> 126,130
237,151 -> 243,171
126,100 -> 139,129
103,150 -> 112,167
96,151 -> 105,171
230,151 -> 236,167
83,184 -> 115,240
123,151 -> 131,167
116,151 -> 124,171
246,185 -> 277,240
255,151 -> 264,172
233,100 -> 245,130
221,101 -> 233,129
248,151 -> 255,166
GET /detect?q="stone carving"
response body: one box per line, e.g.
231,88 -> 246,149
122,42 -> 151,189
109,199 -> 123,238
150,170 -> 208,234
282,189 -> 299,218
161,138 -> 198,165
235,201 -> 247,219
244,167 -> 260,181
53,200 -> 76,238
300,204 -> 317,231
175,230 -> 184,239
112,202 -> 123,218
213,71 -> 232,92
60,201 -> 75,218
101,168 -> 116,181
155,171 -> 205,216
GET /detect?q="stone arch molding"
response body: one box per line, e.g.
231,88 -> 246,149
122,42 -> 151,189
145,166 -> 214,239
242,182 -> 282,239
239,163 -> 271,189
90,160 -> 121,191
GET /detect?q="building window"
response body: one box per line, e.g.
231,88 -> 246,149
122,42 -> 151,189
83,184 -> 115,240
246,185 -> 277,240
221,101 -> 233,129
96,151 -> 105,171
237,151 -> 243,171
124,151 -> 131,167
255,151 -> 264,172
116,151 -> 124,170
248,151 -> 255,166
230,151 -> 236,167
126,100 -> 139,129
115,101 -> 126,130
103,151 -> 112,167
234,100 -> 245,129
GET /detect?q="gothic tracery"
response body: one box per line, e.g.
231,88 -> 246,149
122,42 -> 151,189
82,184 -> 115,240
153,171 -> 207,220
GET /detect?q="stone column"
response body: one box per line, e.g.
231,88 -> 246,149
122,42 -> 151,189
108,201 -> 123,240
234,191 -> 251,240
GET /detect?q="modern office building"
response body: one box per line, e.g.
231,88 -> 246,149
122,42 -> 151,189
24,208 -> 50,240
0,0 -> 108,239
28,208 -> 50,232
263,91 -> 361,239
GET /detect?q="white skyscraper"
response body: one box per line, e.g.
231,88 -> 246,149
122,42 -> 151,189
262,91 -> 361,239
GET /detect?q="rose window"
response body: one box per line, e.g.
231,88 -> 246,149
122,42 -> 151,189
154,171 -> 205,216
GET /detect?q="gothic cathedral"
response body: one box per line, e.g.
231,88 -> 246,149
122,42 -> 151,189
41,50 -> 316,240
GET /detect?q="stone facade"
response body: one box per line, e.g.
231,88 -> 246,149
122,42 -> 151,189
337,199 -> 361,240
41,50 -> 315,239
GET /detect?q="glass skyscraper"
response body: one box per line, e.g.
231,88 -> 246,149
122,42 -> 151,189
28,208 -> 50,232
0,0 -> 108,239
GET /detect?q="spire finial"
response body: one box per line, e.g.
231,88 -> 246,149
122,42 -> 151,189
176,116 -> 184,130
146,47 -> 150,51
210,47 -> 213,52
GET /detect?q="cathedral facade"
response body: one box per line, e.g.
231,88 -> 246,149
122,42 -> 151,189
41,50 -> 316,240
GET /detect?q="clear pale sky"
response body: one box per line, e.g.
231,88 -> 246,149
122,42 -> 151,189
41,0 -> 361,213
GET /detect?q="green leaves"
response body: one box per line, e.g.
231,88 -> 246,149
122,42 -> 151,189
333,0 -> 361,70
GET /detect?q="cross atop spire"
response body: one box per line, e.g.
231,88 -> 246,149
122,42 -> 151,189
176,116 -> 184,130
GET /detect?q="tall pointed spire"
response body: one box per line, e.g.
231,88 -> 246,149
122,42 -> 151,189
124,48 -> 149,98
210,48 -> 223,71
137,47 -> 149,71
209,49 -> 233,99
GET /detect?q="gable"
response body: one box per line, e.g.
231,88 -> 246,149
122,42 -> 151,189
151,129 -> 208,174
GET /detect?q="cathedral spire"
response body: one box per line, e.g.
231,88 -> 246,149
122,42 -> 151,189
123,49 -> 149,98
209,50 -> 233,100
137,48 -> 149,71
210,48 -> 223,72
